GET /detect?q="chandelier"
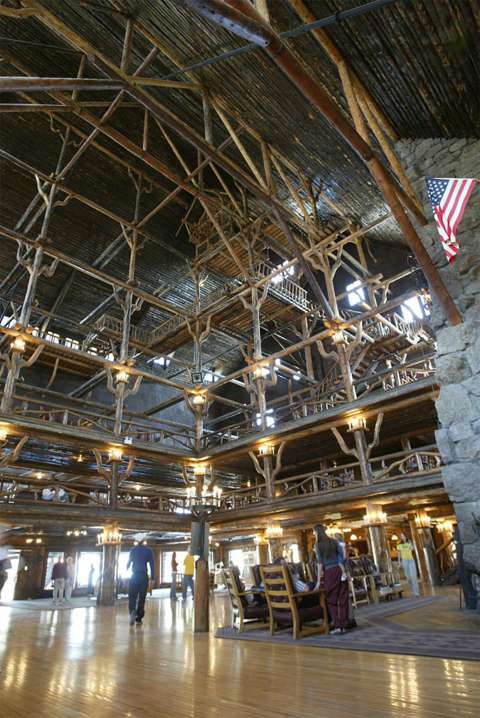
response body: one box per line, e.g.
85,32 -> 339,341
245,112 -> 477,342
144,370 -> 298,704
96,524 -> 122,546
185,464 -> 222,517
265,523 -> 283,539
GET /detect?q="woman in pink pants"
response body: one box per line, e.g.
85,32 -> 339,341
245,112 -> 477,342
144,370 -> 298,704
314,524 -> 349,634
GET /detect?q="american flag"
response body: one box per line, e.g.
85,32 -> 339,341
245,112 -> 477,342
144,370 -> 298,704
426,177 -> 476,264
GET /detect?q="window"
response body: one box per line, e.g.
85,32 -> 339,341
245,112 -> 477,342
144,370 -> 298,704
347,280 -> 366,307
45,331 -> 60,344
204,369 -> 222,383
162,550 -> 188,583
271,260 -> 294,285
401,295 -> 429,323
0,315 -> 14,328
65,337 -> 80,350
76,551 -> 102,588
255,409 -> 275,429
227,548 -> 256,580
153,352 -> 174,368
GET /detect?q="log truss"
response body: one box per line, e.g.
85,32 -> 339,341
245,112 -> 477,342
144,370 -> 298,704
0,0 -> 446,527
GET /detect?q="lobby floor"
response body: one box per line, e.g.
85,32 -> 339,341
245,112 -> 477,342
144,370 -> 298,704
0,589 -> 478,718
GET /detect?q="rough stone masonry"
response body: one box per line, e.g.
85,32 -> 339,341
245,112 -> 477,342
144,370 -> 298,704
396,138 -> 480,573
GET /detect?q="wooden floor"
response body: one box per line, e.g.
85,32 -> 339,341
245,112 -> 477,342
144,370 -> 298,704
0,591 -> 479,718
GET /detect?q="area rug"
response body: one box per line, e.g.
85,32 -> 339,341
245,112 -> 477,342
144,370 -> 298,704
216,597 -> 480,661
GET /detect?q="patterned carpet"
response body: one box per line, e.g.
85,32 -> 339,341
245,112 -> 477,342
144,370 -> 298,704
216,596 -> 480,661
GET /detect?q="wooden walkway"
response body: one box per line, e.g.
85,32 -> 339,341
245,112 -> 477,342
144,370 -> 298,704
0,590 -> 478,718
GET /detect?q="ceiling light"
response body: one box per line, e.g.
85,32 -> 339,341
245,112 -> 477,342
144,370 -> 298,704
12,336 -> 26,352
191,392 -> 206,406
116,369 -> 129,383
253,365 -> 269,379
348,414 -> 367,432
108,447 -> 123,462
257,442 -> 274,457
265,524 -> 283,539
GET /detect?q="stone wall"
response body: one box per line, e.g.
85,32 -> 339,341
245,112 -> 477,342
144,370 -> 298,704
396,138 -> 480,570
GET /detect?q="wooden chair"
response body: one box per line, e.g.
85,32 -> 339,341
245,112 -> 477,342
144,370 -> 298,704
222,568 -> 268,633
260,564 -> 329,640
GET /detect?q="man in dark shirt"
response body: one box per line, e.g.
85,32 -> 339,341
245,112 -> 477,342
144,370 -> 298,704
127,543 -> 155,625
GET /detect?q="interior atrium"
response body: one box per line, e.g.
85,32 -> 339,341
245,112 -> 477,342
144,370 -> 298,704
0,1 -> 479,717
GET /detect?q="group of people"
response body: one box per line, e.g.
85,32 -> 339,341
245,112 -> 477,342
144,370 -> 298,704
246,525 -> 420,635
51,556 -> 76,604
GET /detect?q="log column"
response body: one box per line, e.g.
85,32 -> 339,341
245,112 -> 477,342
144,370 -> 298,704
97,525 -> 121,607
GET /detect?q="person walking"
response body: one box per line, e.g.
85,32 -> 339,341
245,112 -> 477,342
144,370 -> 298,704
87,564 -> 95,596
52,558 -> 68,604
397,532 -> 420,597
182,551 -> 195,599
127,542 -> 155,625
0,541 -> 12,599
314,524 -> 349,634
170,552 -> 178,601
64,555 -> 75,602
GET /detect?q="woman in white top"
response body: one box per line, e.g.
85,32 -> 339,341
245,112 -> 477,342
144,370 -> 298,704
64,555 -> 75,602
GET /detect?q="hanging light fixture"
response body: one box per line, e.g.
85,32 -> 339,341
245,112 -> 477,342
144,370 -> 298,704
191,391 -> 207,406
185,465 -> 222,517
115,368 -> 130,384
97,524 -> 122,546
253,364 -> 270,379
0,426 -> 8,442
415,510 -> 431,528
265,523 -> 283,539
11,336 -> 26,352
363,505 -> 388,526
348,413 -> 367,432
257,441 -> 275,457
108,446 -> 123,462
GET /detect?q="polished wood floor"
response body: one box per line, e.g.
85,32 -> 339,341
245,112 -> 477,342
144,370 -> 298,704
1,591 -> 479,718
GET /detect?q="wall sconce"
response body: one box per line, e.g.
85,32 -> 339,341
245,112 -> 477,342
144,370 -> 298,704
253,365 -> 270,379
115,368 -> 130,384
257,442 -> 274,457
350,533 -> 358,541
108,446 -> 123,462
191,392 -> 207,406
11,336 -> 26,352
363,506 -> 388,526
76,453 -> 84,463
35,537 -> 42,544
25,537 -> 33,544
265,524 -> 283,539
97,525 -> 122,546
415,510 -> 431,528
348,414 -> 367,432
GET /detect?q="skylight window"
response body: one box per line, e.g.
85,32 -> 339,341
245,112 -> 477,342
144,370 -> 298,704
0,315 -> 14,328
347,280 -> 366,307
255,409 -> 275,429
153,352 -> 174,368
401,295 -> 430,323
271,260 -> 294,285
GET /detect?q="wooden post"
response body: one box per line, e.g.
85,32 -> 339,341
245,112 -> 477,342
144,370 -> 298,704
194,558 -> 209,632
367,524 -> 392,575
97,543 -> 119,606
